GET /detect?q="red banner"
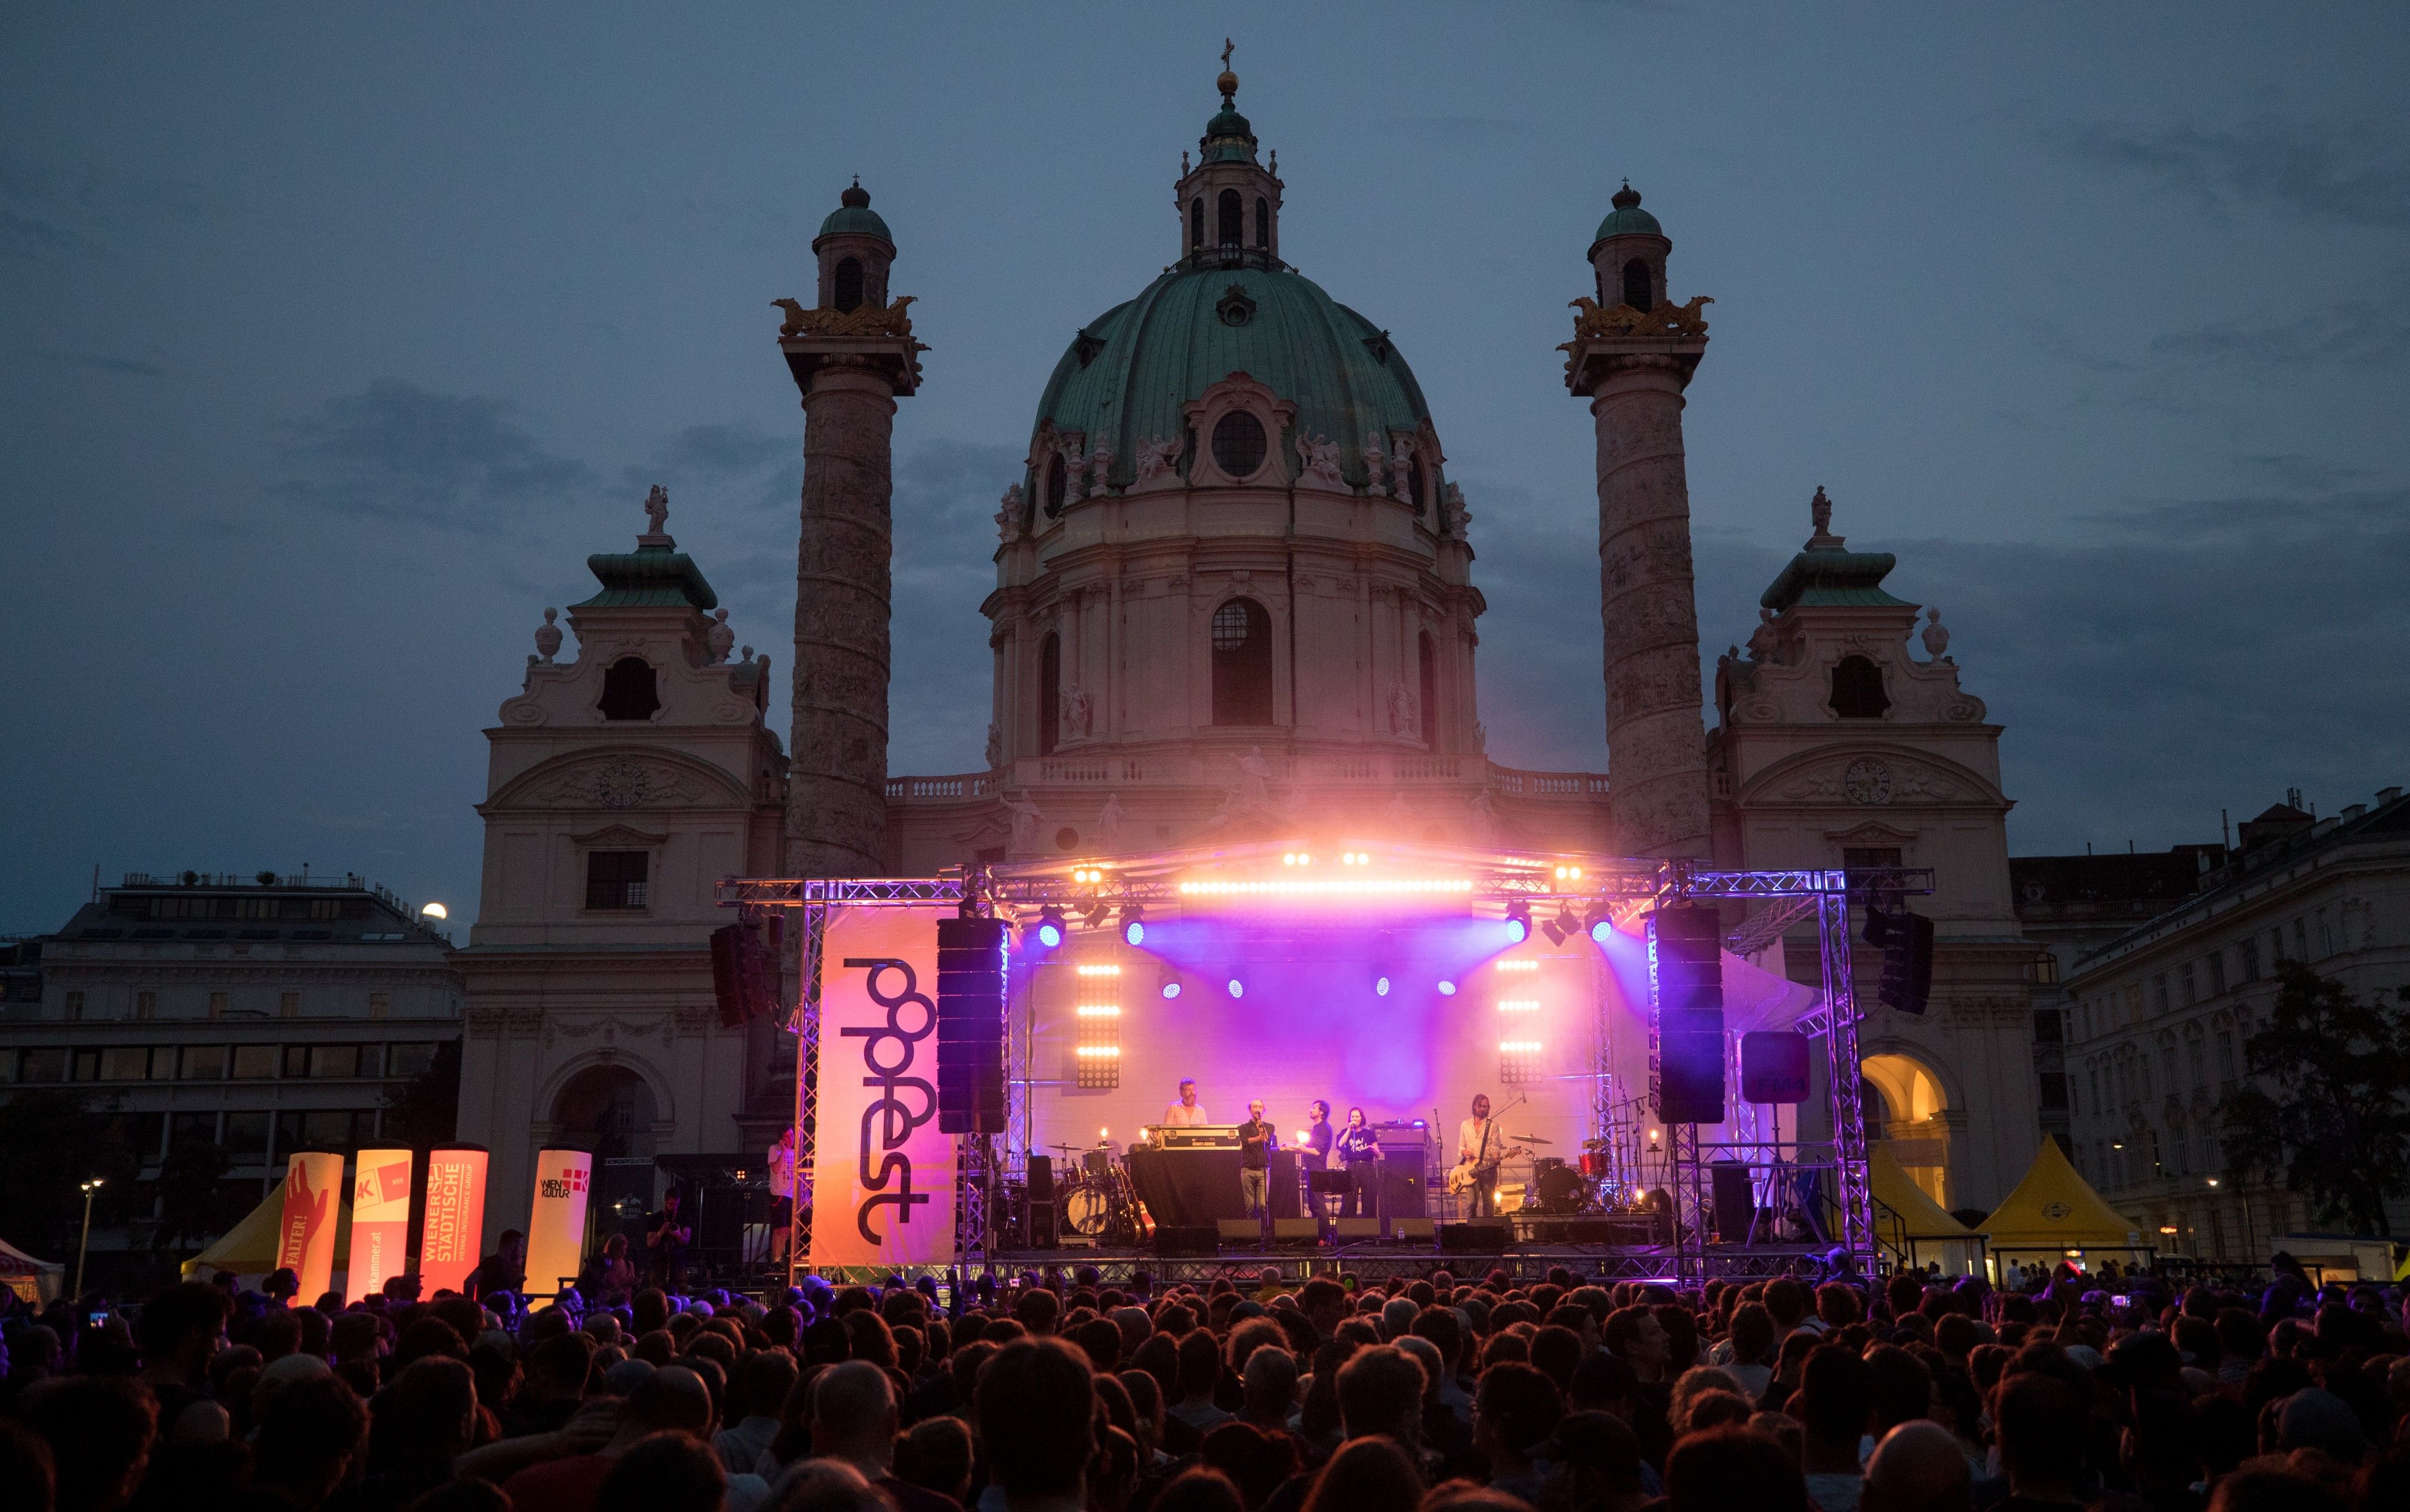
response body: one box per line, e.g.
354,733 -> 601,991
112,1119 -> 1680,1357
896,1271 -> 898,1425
344,1148 -> 414,1301
276,1152 -> 345,1301
418,1147 -> 488,1294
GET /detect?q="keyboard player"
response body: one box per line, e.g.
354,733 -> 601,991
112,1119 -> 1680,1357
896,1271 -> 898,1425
1161,1077 -> 1209,1127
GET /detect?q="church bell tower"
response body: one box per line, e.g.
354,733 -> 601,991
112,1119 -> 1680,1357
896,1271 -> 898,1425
778,182 -> 925,875
1563,183 -> 1713,858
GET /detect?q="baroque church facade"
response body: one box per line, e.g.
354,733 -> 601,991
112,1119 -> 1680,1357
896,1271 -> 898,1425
454,65 -> 2041,1241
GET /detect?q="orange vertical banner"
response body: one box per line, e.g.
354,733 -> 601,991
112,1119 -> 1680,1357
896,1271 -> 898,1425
344,1148 -> 414,1301
276,1151 -> 346,1301
418,1146 -> 488,1295
523,1148 -> 593,1298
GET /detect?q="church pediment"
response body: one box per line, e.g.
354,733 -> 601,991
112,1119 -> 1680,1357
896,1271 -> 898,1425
1739,747 -> 2002,811
488,749 -> 751,811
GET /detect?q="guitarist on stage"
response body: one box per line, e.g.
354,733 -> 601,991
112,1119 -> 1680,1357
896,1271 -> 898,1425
1452,1094 -> 1526,1219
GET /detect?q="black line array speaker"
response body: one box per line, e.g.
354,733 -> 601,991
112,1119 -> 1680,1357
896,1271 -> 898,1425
1865,907 -> 1936,1016
710,921 -> 777,1029
1025,1154 -> 1057,1250
1649,904 -> 1727,1124
935,917 -> 1008,1134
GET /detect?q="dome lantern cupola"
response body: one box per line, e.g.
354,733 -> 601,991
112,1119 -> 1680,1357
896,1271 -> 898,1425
1176,40 -> 1283,271
1587,180 -> 1671,312
813,178 -> 895,313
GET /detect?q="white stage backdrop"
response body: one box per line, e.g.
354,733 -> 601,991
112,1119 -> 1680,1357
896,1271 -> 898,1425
808,905 -> 959,1272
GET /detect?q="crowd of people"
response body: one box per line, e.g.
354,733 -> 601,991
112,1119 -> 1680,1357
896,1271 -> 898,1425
2,1254 -> 2406,1512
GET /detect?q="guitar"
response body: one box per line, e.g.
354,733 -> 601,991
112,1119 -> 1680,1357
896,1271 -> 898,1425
1445,1126 -> 1529,1194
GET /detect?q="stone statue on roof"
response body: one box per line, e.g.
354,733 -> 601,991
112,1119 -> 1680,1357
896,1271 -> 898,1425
1809,485 -> 1832,538
644,484 -> 670,537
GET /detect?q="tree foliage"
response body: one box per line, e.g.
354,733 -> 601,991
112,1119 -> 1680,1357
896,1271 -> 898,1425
2218,961 -> 2410,1237
0,1090 -> 143,1258
383,1037 -> 463,1149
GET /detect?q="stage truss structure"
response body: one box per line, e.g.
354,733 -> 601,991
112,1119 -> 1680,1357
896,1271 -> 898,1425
721,851 -> 1929,1284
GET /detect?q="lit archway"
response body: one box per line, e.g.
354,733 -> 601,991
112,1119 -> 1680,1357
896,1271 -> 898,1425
1863,1052 -> 1952,1208
552,1063 -> 660,1243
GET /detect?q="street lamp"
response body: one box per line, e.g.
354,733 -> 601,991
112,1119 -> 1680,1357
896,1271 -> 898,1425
74,1178 -> 104,1300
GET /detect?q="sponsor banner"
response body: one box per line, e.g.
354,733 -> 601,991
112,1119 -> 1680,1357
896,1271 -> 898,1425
344,1148 -> 415,1302
418,1147 -> 488,1294
276,1151 -> 346,1301
523,1148 -> 593,1297
807,905 -> 959,1272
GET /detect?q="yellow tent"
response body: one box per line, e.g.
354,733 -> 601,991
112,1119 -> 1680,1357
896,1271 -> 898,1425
180,1176 -> 354,1287
1870,1142 -> 1986,1275
1979,1137 -> 2148,1261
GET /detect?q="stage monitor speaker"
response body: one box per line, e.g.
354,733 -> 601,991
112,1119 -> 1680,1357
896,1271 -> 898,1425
1025,1155 -> 1057,1250
935,917 -> 1008,1133
1271,1217 -> 1319,1247
1392,1217 -> 1437,1243
1710,1160 -> 1755,1242
1153,1226 -> 1217,1257
1740,1031 -> 1812,1104
1216,1218 -> 1261,1247
1439,1219 -> 1512,1254
1333,1217 -> 1380,1241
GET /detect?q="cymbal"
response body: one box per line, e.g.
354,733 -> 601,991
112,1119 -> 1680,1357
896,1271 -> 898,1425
1510,1134 -> 1552,1144
1045,1143 -> 1081,1152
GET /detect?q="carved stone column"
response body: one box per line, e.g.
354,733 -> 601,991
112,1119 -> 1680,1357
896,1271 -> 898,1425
778,301 -> 924,876
1566,315 -> 1712,858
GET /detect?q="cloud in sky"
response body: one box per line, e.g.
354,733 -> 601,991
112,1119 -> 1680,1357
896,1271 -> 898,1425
275,379 -> 594,529
2053,115 -> 2410,229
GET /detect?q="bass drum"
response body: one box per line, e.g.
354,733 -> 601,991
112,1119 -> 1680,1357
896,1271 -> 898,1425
1061,1181 -> 1112,1238
1532,1164 -> 1590,1215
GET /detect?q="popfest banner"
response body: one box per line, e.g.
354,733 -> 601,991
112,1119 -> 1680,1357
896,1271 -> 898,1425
522,1148 -> 593,1298
345,1148 -> 415,1301
418,1147 -> 488,1295
276,1151 -> 346,1301
807,905 -> 958,1273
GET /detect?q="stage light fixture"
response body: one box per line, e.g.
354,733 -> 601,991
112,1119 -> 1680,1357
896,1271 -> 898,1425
1375,975 -> 1391,997
1542,902 -> 1580,945
1161,981 -> 1181,1000
1589,908 -> 1613,943
1437,980 -> 1458,996
1081,896 -> 1112,930
1226,978 -> 1245,999
1503,900 -> 1532,945
1034,906 -> 1066,948
1121,906 -> 1146,947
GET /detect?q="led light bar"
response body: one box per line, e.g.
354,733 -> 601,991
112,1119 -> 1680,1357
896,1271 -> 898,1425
1074,963 -> 1123,977
1494,960 -> 1539,973
1497,1040 -> 1543,1054
1074,1004 -> 1122,1018
1496,1000 -> 1540,1013
1074,1045 -> 1122,1058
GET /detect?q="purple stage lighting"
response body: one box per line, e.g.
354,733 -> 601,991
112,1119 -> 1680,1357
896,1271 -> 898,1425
1161,981 -> 1181,1000
1375,975 -> 1391,997
1226,978 -> 1245,999
1437,980 -> 1457,996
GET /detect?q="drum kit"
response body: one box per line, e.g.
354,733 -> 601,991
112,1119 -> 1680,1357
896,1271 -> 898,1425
1516,1135 -> 1637,1216
1049,1139 -> 1143,1243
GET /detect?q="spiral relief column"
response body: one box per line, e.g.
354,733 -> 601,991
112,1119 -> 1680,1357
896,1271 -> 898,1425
1563,184 -> 1712,858
779,184 -> 924,875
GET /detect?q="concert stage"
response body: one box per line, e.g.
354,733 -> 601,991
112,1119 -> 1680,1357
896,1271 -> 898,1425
722,842 -> 1916,1284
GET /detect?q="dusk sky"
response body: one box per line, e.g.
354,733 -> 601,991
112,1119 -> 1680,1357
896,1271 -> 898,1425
5,3 -> 2405,935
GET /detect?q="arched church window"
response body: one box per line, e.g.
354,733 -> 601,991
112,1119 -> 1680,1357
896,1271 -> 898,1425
1417,631 -> 1439,749
1044,453 -> 1067,516
1211,598 -> 1273,726
598,657 -> 661,721
1210,411 -> 1267,479
1621,258 -> 1652,312
1829,655 -> 1889,719
833,257 -> 864,313
1039,633 -> 1062,755
1190,198 -> 1204,250
1254,196 -> 1270,248
1217,188 -> 1243,248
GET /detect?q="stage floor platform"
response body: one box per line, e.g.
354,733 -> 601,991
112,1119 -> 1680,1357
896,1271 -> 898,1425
971,1241 -> 1838,1286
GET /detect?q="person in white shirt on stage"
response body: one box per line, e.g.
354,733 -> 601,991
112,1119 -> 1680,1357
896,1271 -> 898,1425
1454,1094 -> 1523,1220
767,1125 -> 798,1262
1161,1078 -> 1207,1127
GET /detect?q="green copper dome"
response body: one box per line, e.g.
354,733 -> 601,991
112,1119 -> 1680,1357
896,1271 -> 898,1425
1591,182 -> 1662,245
815,182 -> 892,246
1028,264 -> 1437,497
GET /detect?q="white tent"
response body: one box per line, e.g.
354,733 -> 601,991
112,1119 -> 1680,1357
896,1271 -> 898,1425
0,1234 -> 66,1304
